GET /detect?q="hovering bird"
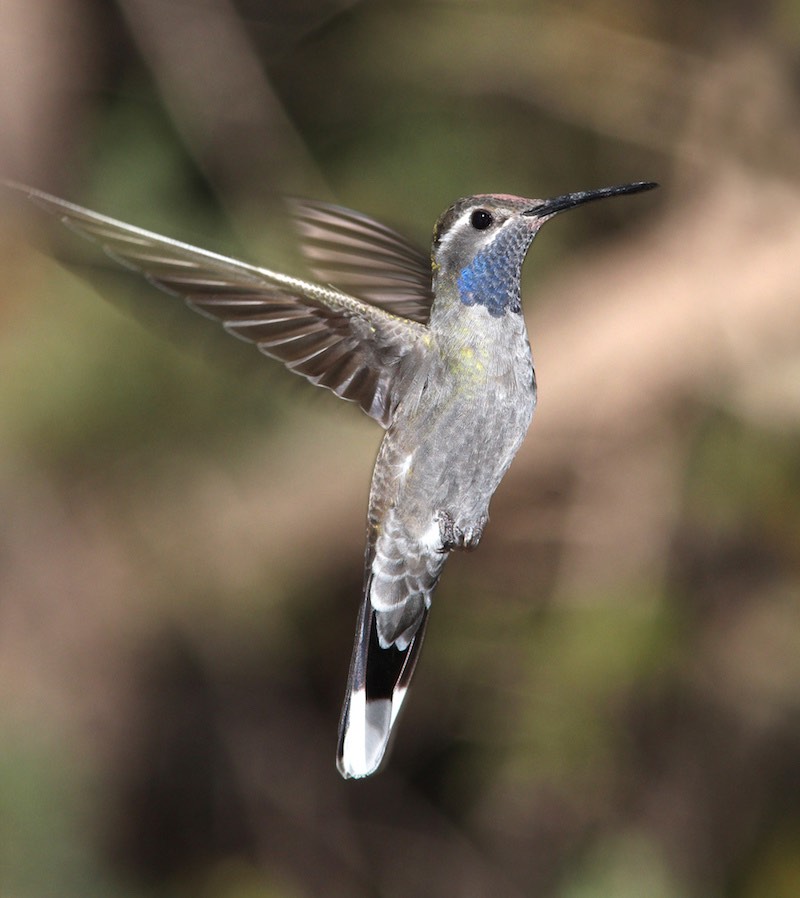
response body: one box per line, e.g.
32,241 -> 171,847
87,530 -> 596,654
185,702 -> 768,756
10,179 -> 657,778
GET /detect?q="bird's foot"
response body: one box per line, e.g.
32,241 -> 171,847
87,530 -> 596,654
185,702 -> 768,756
437,511 -> 487,552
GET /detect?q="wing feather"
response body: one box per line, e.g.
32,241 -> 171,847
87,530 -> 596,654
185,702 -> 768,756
12,184 -> 429,427
290,198 -> 434,323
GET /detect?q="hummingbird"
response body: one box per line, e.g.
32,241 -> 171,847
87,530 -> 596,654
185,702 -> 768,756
10,179 -> 657,778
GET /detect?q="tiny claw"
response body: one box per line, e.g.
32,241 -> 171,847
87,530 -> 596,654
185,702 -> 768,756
437,511 -> 487,551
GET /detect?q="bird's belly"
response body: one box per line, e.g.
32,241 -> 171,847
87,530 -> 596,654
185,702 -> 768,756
390,371 -> 536,532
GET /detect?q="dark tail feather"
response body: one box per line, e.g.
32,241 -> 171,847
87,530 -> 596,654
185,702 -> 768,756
337,594 -> 429,779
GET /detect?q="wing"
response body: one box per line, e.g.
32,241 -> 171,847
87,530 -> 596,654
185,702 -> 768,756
290,199 -> 434,324
12,183 -> 429,427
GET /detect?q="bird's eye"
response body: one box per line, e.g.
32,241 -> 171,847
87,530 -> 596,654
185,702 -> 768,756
470,209 -> 494,230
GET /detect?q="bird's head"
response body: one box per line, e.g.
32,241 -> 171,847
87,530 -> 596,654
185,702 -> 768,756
431,182 -> 657,318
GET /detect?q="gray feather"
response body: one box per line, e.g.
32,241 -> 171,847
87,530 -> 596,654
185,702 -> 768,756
11,183 -> 428,428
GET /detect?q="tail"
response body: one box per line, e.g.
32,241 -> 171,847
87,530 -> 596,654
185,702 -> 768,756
336,579 -> 430,779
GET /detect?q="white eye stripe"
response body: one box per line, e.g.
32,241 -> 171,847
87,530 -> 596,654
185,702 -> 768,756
436,208 -> 506,255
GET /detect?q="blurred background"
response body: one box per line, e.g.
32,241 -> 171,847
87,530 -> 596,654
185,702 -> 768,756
1,1 -> 799,896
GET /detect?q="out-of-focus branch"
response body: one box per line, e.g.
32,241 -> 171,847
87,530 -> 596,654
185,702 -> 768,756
0,0 -> 99,184
358,9 -> 800,178
116,0 -> 329,206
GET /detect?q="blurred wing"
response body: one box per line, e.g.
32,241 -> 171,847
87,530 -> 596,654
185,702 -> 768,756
290,199 -> 434,324
15,184 -> 429,427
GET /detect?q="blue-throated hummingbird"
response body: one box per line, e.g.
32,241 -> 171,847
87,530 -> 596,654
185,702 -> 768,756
9,179 -> 657,777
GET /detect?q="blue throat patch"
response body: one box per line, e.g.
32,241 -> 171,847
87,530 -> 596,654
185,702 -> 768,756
456,228 -> 530,317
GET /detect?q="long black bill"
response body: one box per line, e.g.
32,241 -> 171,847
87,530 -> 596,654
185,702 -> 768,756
524,181 -> 658,218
